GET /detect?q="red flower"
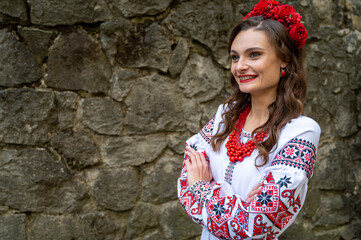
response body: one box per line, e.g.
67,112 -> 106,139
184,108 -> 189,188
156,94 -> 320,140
274,5 -> 297,22
289,22 -> 308,48
242,0 -> 309,48
243,12 -> 253,20
268,0 -> 280,6
253,0 -> 270,15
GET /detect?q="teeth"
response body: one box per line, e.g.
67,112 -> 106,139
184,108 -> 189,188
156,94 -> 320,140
239,75 -> 256,81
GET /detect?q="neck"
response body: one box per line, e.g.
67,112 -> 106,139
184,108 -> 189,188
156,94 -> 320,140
243,94 -> 275,132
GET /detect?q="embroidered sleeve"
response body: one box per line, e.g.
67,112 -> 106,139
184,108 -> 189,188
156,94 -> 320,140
177,115 -> 216,227
177,128 -> 320,239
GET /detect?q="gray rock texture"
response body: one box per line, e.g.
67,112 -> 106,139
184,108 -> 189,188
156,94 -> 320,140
50,131 -> 101,170
0,89 -> 56,145
77,97 -> 122,135
0,30 -> 42,87
108,0 -> 172,18
124,73 -> 184,134
100,134 -> 167,167
100,19 -> 172,72
0,147 -> 88,213
46,29 -> 111,93
0,214 -> 26,240
29,0 -> 111,26
0,0 -> 360,239
0,0 -> 27,23
93,167 -> 140,211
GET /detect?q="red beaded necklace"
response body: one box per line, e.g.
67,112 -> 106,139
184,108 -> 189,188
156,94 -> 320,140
225,105 -> 268,163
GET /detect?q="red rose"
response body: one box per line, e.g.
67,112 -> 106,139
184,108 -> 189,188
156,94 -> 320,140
243,12 -> 253,20
274,5 -> 297,22
289,22 -> 308,48
253,0 -> 269,15
268,0 -> 280,6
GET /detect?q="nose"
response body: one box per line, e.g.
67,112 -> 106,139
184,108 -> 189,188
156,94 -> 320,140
235,58 -> 249,73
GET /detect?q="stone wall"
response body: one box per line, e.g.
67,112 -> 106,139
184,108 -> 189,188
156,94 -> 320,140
0,0 -> 360,239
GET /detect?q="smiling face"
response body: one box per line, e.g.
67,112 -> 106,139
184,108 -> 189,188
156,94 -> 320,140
230,28 -> 287,101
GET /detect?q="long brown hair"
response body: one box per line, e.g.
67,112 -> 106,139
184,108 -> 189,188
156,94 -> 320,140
211,16 -> 308,166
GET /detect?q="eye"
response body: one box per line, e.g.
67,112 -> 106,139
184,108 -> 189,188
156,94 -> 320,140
230,54 -> 239,61
250,51 -> 261,58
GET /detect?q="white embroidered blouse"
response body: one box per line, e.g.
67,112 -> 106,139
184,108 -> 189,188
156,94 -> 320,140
177,104 -> 321,240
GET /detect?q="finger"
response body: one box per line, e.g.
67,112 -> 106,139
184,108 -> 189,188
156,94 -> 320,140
190,151 -> 204,167
186,146 -> 197,154
246,194 -> 258,203
252,181 -> 264,191
184,157 -> 191,169
248,187 -> 263,198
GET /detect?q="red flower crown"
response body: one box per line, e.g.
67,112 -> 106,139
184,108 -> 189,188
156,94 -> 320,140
243,0 -> 308,49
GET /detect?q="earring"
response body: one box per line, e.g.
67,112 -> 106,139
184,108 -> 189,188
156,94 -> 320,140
280,68 -> 286,78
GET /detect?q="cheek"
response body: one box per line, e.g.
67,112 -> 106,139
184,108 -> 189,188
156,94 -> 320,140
230,65 -> 237,77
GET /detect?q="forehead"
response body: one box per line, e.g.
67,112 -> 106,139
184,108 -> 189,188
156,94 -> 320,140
230,29 -> 273,52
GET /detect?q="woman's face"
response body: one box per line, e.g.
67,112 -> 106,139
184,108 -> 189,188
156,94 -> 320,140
230,28 -> 286,100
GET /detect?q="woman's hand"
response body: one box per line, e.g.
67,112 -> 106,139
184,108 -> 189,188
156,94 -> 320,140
246,181 -> 264,203
184,147 -> 213,186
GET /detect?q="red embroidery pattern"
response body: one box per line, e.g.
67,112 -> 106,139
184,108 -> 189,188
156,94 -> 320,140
224,161 -> 236,184
207,196 -> 232,239
191,181 -> 213,207
272,138 -> 316,179
282,189 -> 302,213
250,184 -> 280,213
200,116 -> 215,144
265,200 -> 294,230
178,136 -> 315,239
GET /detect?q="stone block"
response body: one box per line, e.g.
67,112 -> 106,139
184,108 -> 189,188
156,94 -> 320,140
159,200 -> 202,240
169,38 -> 189,77
18,27 -> 54,63
93,167 -> 140,211
0,30 -> 42,86
357,91 -> 361,127
333,90 -> 358,137
29,0 -> 111,26
141,150 -> 182,204
179,53 -> 225,102
301,188 -> 321,219
50,131 -> 101,170
100,19 -> 172,72
163,0 -> 234,67
200,90 -> 228,125
313,142 -> 347,190
0,147 -> 88,213
133,230 -> 164,240
77,97 -> 122,135
349,132 -> 361,161
313,193 -> 355,229
167,132 -> 191,155
46,29 -> 111,93
0,89 -> 56,145
0,0 -> 27,22
126,202 -> 158,239
108,0 -> 172,18
28,213 -> 125,240
124,73 -> 184,134
183,98 -> 202,133
100,134 -> 167,168
110,68 -> 138,102
279,216 -> 313,240
55,91 -> 78,130
0,214 -> 26,240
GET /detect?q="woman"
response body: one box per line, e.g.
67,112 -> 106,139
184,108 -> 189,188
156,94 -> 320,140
177,0 -> 321,239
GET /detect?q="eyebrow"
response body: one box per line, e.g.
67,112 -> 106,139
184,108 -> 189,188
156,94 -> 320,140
230,47 -> 265,54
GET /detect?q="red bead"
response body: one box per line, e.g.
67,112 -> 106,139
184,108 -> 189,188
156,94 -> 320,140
225,105 -> 268,164
281,69 -> 286,77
